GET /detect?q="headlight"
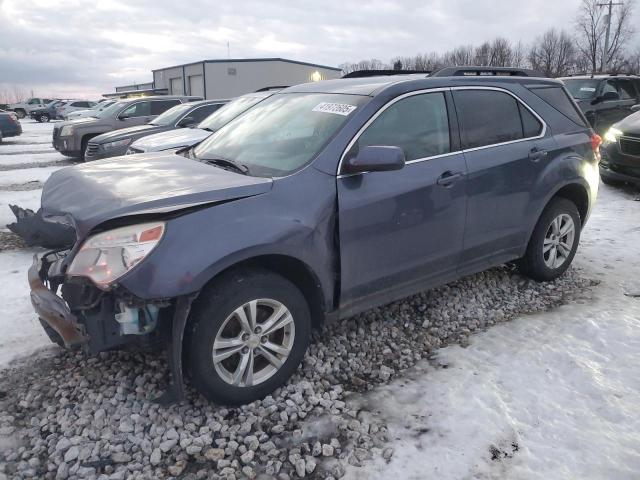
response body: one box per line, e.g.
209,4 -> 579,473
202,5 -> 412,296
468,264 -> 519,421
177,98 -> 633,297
68,222 -> 165,288
103,138 -> 131,150
603,127 -> 623,144
60,125 -> 74,136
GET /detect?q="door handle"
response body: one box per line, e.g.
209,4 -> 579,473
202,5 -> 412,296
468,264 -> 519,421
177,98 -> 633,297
529,148 -> 548,163
436,170 -> 463,186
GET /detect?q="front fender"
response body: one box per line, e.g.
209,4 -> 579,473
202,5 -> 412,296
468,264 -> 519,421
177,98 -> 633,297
118,168 -> 338,310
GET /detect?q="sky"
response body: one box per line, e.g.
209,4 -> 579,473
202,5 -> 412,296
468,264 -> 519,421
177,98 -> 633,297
0,0 -> 611,100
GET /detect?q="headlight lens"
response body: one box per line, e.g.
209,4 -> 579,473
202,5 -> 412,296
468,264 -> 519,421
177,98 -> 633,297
60,125 -> 74,136
68,222 -> 165,288
104,138 -> 131,150
603,127 -> 623,144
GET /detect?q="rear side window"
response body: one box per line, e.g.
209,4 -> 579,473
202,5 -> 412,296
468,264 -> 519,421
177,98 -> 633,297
453,90 -> 535,149
616,80 -> 637,100
357,92 -> 450,161
151,100 -> 180,115
519,103 -> 543,137
530,87 -> 587,128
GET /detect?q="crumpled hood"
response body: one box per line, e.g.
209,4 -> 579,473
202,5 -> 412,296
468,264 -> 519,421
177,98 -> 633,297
131,127 -> 210,152
614,110 -> 640,134
92,124 -> 161,143
41,152 -> 272,238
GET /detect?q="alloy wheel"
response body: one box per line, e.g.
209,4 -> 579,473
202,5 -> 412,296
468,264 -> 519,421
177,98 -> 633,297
212,299 -> 295,387
543,213 -> 575,269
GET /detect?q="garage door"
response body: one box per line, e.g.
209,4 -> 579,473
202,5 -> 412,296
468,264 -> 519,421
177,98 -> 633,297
189,75 -> 204,98
170,77 -> 183,95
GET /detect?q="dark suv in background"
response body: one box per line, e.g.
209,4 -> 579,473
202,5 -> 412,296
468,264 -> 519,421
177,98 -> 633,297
560,74 -> 640,133
52,95 -> 201,158
30,67 -> 600,405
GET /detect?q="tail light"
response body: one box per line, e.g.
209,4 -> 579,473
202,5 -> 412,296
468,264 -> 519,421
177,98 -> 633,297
591,132 -> 602,162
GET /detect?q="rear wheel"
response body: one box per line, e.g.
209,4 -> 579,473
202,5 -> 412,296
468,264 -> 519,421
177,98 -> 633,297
185,269 -> 311,405
14,109 -> 25,119
517,198 -> 581,281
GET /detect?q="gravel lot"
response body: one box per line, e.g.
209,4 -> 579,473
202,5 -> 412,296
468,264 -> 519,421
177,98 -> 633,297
0,119 -> 610,480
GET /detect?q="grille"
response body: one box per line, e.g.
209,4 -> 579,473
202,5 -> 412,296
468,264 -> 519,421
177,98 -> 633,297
619,137 -> 640,157
85,142 -> 100,156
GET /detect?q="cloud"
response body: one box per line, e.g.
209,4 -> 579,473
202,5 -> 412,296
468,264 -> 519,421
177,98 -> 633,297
0,0 -> 619,99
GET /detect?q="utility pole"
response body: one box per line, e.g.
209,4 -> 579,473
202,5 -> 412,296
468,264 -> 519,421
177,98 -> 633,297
597,0 -> 623,72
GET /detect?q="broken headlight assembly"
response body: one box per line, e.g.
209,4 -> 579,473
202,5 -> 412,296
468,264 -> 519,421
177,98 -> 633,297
67,222 -> 165,288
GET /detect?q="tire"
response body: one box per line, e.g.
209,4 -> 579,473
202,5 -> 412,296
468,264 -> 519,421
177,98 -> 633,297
185,268 -> 311,405
38,113 -> 50,123
600,175 -> 623,187
517,197 -> 581,282
14,109 -> 25,119
0,131 -> 3,144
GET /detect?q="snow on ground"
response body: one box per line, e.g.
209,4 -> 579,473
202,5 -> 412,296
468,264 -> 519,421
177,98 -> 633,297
0,249 -> 52,366
0,166 -> 64,186
350,185 -> 640,480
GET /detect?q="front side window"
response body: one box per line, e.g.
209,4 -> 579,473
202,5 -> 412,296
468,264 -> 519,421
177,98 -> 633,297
28,98 -> 41,104
453,90 -> 539,149
120,102 -> 151,118
356,92 -> 450,161
151,100 -> 180,115
562,79 -> 600,100
194,93 -> 367,177
150,103 -> 192,126
189,103 -> 224,123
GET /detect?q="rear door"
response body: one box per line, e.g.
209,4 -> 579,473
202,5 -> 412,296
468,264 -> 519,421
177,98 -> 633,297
452,87 -> 551,272
337,90 -> 468,307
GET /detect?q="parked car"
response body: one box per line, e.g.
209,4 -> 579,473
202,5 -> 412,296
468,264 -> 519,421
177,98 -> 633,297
65,100 -> 117,121
55,100 -> 98,119
560,74 -> 640,133
8,98 -> 56,118
30,68 -> 600,405
600,109 -> 640,186
127,91 -> 276,155
84,99 -> 228,161
0,110 -> 22,142
52,95 -> 201,158
29,100 -> 70,122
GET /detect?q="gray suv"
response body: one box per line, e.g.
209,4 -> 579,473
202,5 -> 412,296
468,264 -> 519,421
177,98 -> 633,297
29,67 -> 600,405
52,95 -> 201,158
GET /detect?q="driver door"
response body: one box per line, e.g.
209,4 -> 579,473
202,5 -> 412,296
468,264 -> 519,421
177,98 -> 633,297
337,91 -> 468,308
119,101 -> 152,127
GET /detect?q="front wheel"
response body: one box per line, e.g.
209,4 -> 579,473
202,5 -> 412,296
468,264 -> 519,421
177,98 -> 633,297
14,109 -> 26,119
185,269 -> 311,405
38,113 -> 50,123
517,198 -> 581,282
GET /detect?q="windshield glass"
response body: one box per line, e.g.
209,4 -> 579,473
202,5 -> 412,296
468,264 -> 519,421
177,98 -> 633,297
151,103 -> 193,126
198,95 -> 268,132
95,101 -> 127,118
562,79 -> 600,100
194,93 -> 367,177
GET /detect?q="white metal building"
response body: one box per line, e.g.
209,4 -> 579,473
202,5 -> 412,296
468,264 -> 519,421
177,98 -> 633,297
151,58 -> 342,99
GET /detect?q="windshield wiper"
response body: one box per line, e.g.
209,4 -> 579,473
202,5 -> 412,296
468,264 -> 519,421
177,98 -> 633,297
199,156 -> 250,175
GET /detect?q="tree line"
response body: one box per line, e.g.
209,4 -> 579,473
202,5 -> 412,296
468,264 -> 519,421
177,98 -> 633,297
340,0 -> 639,78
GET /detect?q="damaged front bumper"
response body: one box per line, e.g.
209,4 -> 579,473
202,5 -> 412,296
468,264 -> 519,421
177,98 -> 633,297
28,254 -> 88,348
28,251 -> 172,354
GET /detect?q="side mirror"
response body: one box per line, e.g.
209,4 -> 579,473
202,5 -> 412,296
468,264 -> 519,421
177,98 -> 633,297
343,146 -> 405,174
631,104 -> 640,112
118,114 -> 128,120
595,91 -> 620,103
177,116 -> 195,127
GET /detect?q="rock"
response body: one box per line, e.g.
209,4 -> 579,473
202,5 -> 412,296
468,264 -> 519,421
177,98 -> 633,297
294,459 -> 306,477
168,461 -> 186,476
322,444 -> 334,457
240,450 -> 254,465
204,448 -> 225,461
150,448 -> 161,466
159,438 -> 178,452
64,445 -> 79,463
111,452 -> 131,463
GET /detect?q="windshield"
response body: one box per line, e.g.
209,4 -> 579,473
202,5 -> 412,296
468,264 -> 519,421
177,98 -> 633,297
198,95 -> 268,132
95,101 -> 127,118
151,103 -> 193,126
562,79 -> 600,100
194,93 -> 367,177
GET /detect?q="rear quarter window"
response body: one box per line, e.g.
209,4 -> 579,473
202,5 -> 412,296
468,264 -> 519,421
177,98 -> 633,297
529,87 -> 588,128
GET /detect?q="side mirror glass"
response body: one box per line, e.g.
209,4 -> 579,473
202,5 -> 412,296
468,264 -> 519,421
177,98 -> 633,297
118,114 -> 128,120
343,146 -> 405,174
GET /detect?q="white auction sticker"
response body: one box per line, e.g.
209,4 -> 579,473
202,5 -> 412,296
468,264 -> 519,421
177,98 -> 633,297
580,87 -> 596,92
312,102 -> 357,116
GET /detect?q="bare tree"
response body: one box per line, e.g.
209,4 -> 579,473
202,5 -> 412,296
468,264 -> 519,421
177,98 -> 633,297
575,0 -> 635,73
443,45 -> 474,66
529,29 -> 577,77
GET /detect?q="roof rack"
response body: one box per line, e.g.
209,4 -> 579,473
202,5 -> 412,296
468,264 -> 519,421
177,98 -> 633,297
430,66 -> 545,78
341,69 -> 431,79
254,86 -> 289,92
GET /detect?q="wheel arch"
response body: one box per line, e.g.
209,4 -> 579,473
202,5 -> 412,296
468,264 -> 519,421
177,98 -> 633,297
196,254 -> 328,330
